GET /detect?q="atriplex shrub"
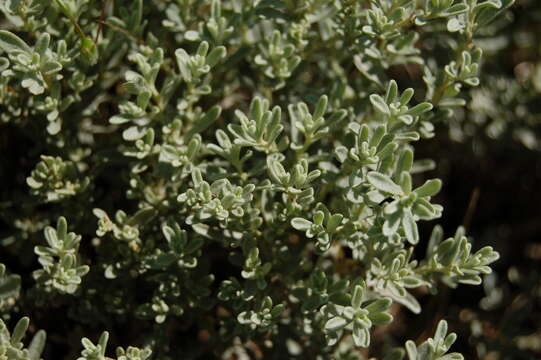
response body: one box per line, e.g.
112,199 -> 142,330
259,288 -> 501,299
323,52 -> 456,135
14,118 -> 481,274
0,0 -> 514,359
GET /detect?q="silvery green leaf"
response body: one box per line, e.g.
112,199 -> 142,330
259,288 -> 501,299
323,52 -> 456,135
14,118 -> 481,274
413,199 -> 436,218
414,179 -> 442,197
291,218 -> 312,231
383,210 -> 402,236
0,30 -> 31,54
407,103 -> 433,116
186,105 -> 221,137
367,172 -> 403,195
392,290 -> 421,314
109,115 -> 131,125
11,317 -> 29,346
368,312 -> 393,325
400,88 -> 415,105
206,46 -> 226,67
123,126 -> 146,141
22,77 -> 45,95
352,325 -> 370,347
184,30 -> 199,41
439,354 -> 464,360
438,238 -> 461,266
398,114 -> 414,125
370,94 -> 390,115
439,97 -> 466,107
405,340 -> 417,359
434,319 -> 448,344
402,209 -> 419,245
447,18 -> 463,32
351,284 -> 364,309
98,331 -> 109,356
386,80 -> 398,103
313,95 -> 328,120
175,48 -> 191,82
463,77 -> 480,86
325,316 -> 347,331
0,271 -> 20,300
197,41 -> 209,57
459,274 -> 482,285
35,33 -> 50,56
28,330 -> 47,360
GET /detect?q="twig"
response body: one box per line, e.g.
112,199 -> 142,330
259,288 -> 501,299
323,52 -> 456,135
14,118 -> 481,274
463,187 -> 480,231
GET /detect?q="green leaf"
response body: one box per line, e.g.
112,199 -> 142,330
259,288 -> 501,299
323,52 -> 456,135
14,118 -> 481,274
175,48 -> 191,82
34,33 -> 50,55
0,30 -> 31,54
127,207 -> 156,226
405,340 -> 417,359
326,214 -> 343,233
434,320 -> 448,343
393,290 -> 421,314
80,37 -> 98,65
370,94 -> 390,115
368,311 -> 393,325
271,304 -> 285,317
22,78 -> 45,95
414,179 -> 442,197
206,46 -> 226,67
407,102 -> 433,116
351,285 -> 364,309
186,105 -> 221,137
11,317 -> 29,345
98,331 -> 109,356
352,325 -> 370,347
440,354 -> 464,360
0,271 -> 20,300
147,253 -> 177,269
28,330 -> 47,360
42,61 -> 62,75
367,172 -> 403,195
313,95 -> 328,120
325,316 -> 347,331
0,57 -> 9,71
402,209 -> 419,245
365,298 -> 392,313
291,218 -> 312,231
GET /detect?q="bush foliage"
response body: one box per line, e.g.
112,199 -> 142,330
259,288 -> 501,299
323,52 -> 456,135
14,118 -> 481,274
1,0 -> 535,359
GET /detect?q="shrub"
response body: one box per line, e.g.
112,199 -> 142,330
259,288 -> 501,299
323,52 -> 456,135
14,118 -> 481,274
0,0 -> 518,359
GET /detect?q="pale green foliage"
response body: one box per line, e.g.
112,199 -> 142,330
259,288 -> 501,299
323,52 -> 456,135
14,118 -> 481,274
0,0 -> 515,358
405,320 -> 463,360
421,226 -> 500,287
237,296 -> 285,332
33,217 -> 89,294
144,222 -> 203,270
0,264 -> 20,310
322,281 -> 393,347
26,155 -> 89,202
77,332 -> 151,360
254,30 -> 301,88
0,317 -> 46,360
0,31 -> 73,133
